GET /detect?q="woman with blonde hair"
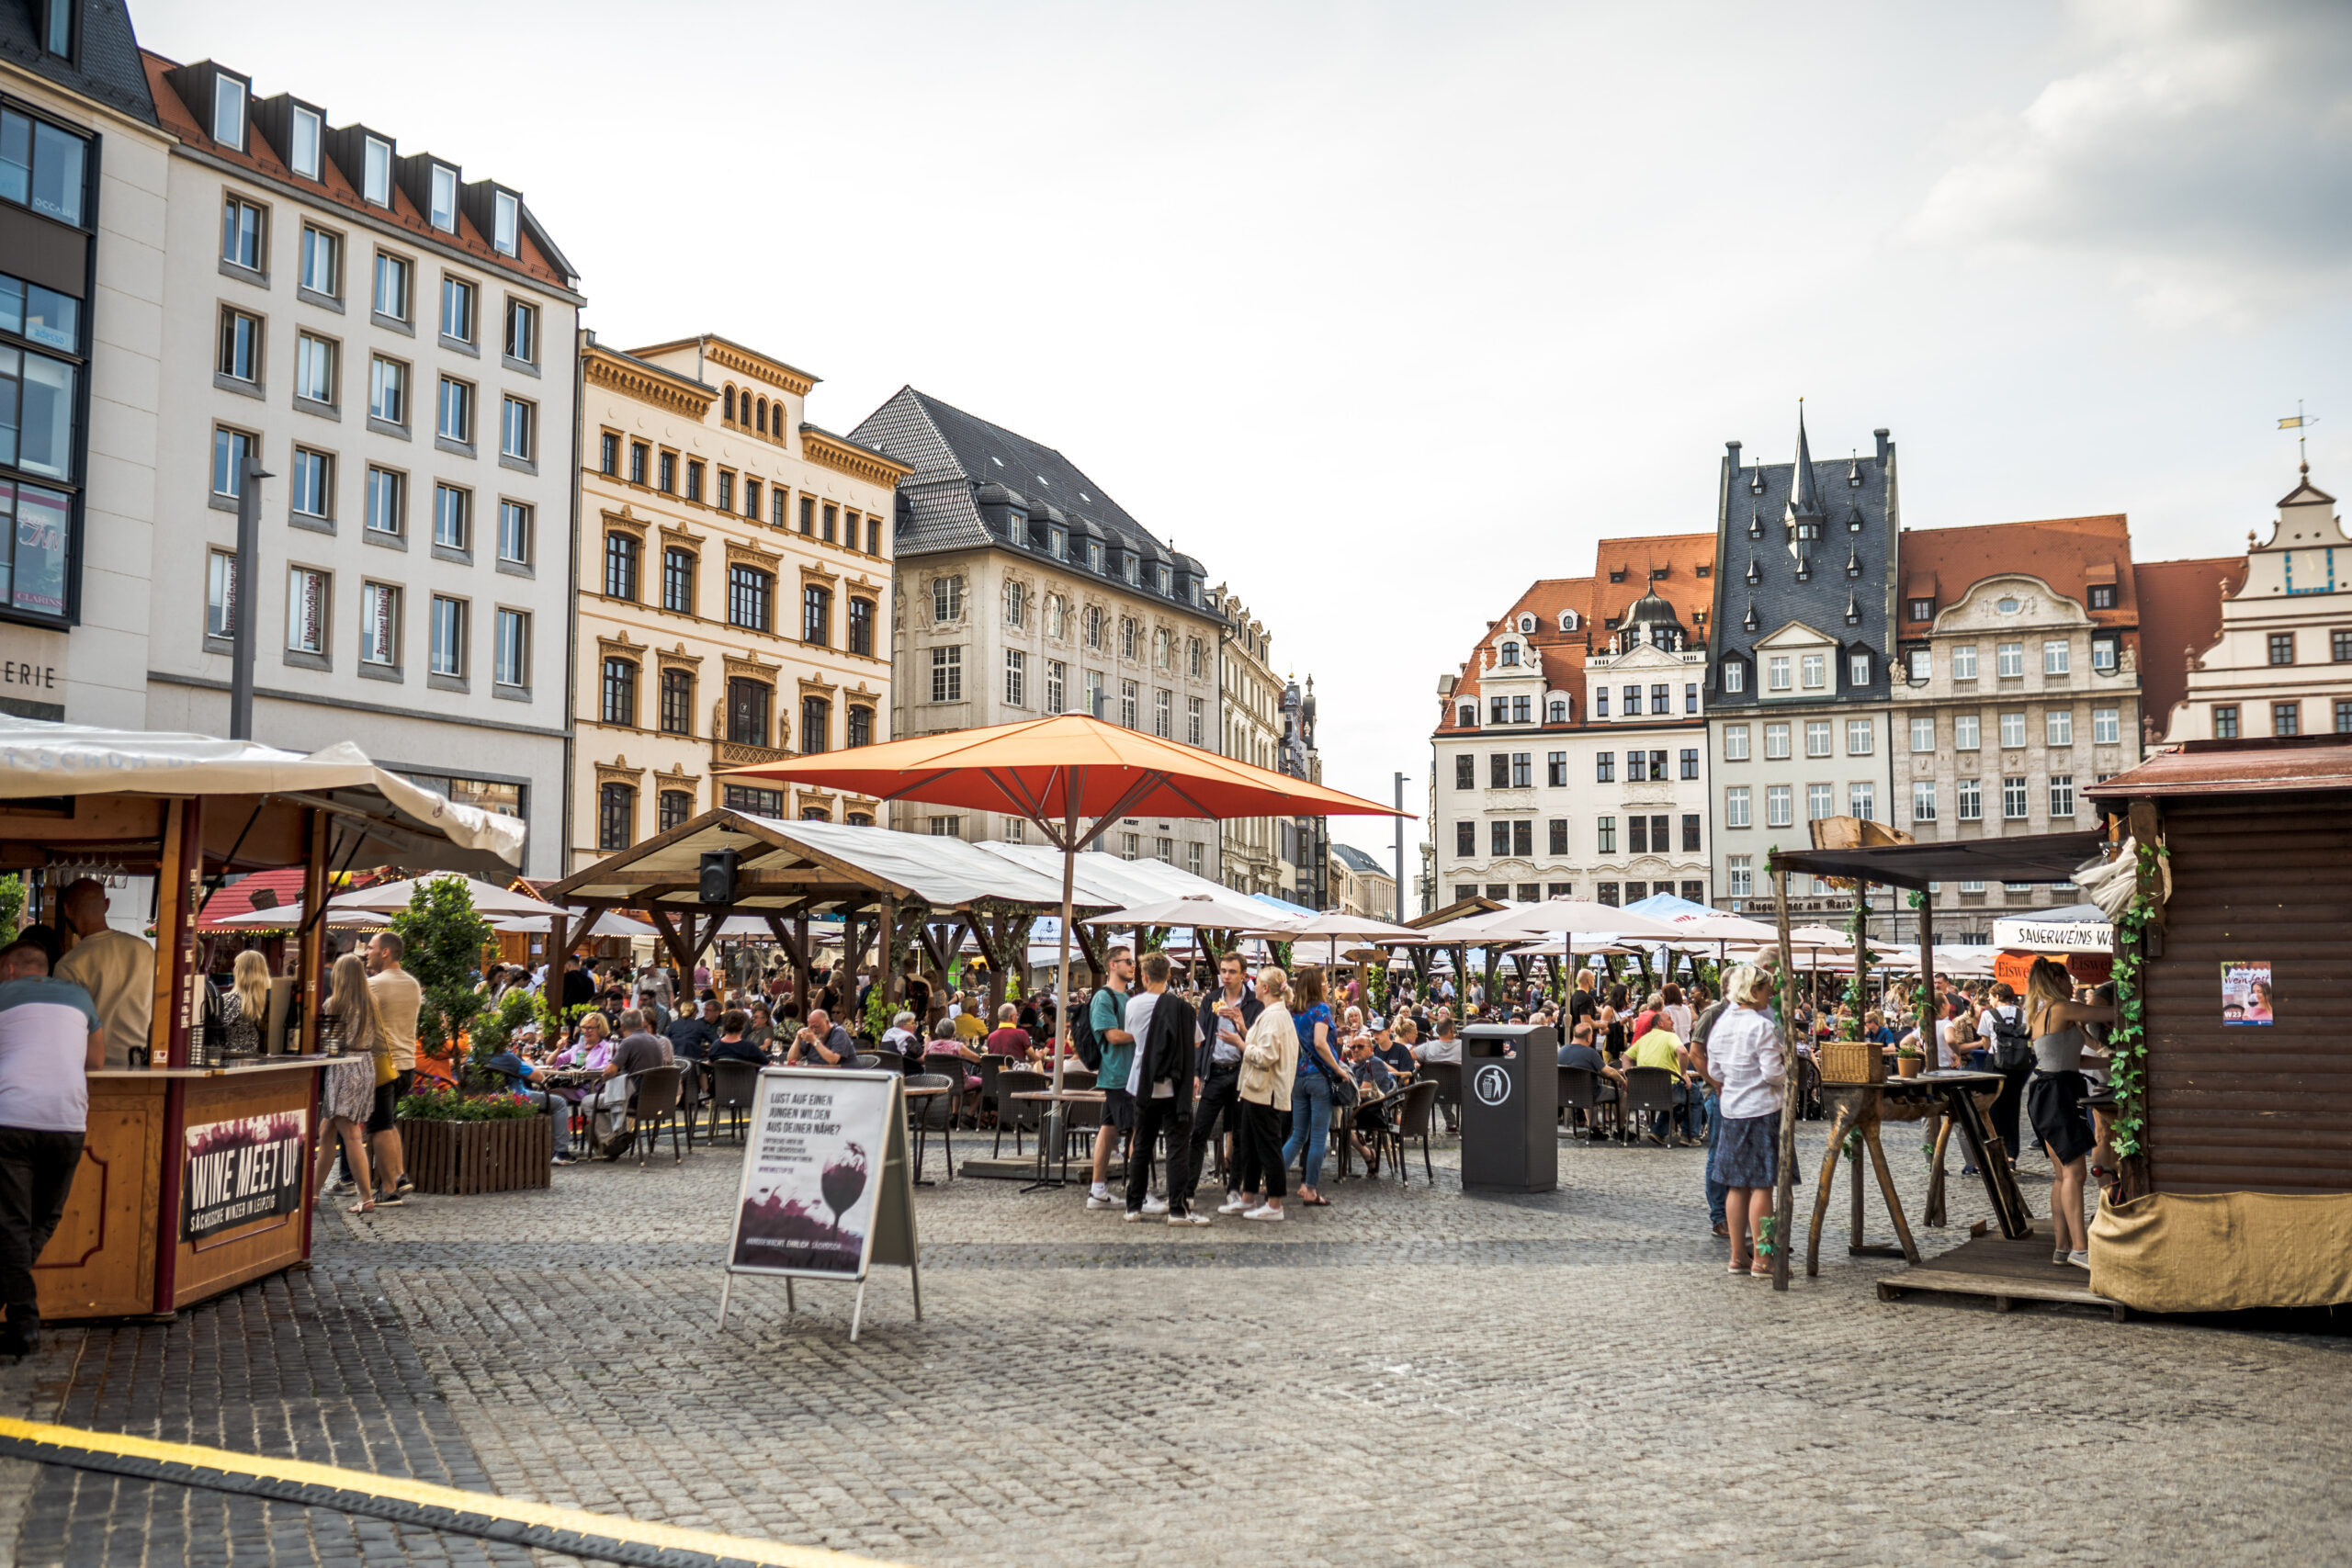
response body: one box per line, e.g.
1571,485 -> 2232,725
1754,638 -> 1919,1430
1703,964 -> 1791,1276
2024,957 -> 2114,1269
218,949 -> 273,1055
316,953 -> 385,1213
1281,965 -> 1345,1207
1228,965 -> 1299,1222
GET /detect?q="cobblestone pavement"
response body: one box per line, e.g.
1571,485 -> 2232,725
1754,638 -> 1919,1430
6,1115 -> 2348,1567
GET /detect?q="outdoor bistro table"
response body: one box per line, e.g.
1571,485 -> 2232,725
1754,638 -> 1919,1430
1806,1068 -> 2030,1276
903,1083 -> 950,1187
1012,1089 -> 1104,1189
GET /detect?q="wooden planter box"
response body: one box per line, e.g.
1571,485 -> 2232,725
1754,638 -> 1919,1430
396,1113 -> 551,1195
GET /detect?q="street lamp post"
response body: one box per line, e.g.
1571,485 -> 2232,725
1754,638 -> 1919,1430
1392,771 -> 1406,922
228,450 -> 273,739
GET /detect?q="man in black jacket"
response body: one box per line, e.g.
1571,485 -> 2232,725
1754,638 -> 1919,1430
1188,952 -> 1261,1210
1125,952 -> 1206,1224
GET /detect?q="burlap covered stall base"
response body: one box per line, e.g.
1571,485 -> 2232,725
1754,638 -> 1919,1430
2090,1191 -> 2352,1313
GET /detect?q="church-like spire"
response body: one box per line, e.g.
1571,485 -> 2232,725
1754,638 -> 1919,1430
1785,400 -> 1824,525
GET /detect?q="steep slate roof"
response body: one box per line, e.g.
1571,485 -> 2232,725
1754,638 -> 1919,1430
1436,576 -> 1595,736
0,0 -> 155,124
1706,414 -> 1897,708
1329,843 -> 1387,875
1896,514 -> 2138,642
2133,555 -> 2246,739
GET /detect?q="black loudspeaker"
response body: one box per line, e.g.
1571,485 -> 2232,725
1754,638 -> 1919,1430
699,850 -> 739,905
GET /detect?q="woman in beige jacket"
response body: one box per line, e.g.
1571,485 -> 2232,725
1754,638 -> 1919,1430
1226,966 -> 1298,1223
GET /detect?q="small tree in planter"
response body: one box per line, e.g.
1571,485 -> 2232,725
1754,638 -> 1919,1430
388,876 -> 495,1072
394,1082 -> 550,1193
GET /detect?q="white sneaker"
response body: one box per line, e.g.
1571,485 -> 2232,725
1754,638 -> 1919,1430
1168,1212 -> 1211,1226
1217,1193 -> 1250,1214
2066,1250 -> 2090,1269
1141,1194 -> 1170,1215
1085,1193 -> 1117,1210
1243,1204 -> 1284,1222
1122,1209 -> 1145,1222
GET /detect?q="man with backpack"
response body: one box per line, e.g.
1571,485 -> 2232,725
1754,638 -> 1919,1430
1084,947 -> 1136,1210
1982,982 -> 2033,1162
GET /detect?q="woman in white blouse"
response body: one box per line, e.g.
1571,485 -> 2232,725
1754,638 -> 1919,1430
1704,964 -> 1790,1277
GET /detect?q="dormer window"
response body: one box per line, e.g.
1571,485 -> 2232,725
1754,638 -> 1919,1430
212,74 -> 248,151
1558,610 -> 1577,632
1156,564 -> 1171,594
2087,584 -> 2116,610
1608,568 -> 1626,583
1747,513 -> 1763,539
1548,699 -> 1567,723
290,106 -> 322,180
429,164 -> 458,231
1006,511 -> 1025,543
1907,597 -> 1934,621
1695,564 -> 1711,578
1517,613 -> 1536,634
1722,659 -> 1746,694
1498,641 -> 1520,666
1457,703 -> 1476,728
1122,554 -> 1138,585
1746,558 -> 1760,584
493,190 -> 519,256
1846,547 -> 1861,578
1749,468 -> 1765,494
40,0 -> 70,56
1049,526 -> 1067,560
363,137 -> 392,206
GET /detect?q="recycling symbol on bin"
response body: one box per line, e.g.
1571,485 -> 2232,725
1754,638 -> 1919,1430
1473,1063 -> 1511,1107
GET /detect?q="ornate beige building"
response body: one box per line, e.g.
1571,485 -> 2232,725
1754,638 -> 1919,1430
573,333 -> 908,867
1211,583 -> 1287,896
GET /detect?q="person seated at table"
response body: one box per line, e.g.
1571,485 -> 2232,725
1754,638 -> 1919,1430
1416,1018 -> 1463,1065
1555,1020 -> 1623,1135
483,1041 -> 578,1165
708,1010 -> 770,1068
984,1003 -> 1032,1061
1342,1032 -> 1397,1174
1624,1012 -> 1691,1144
664,997 -> 718,1066
572,1011 -> 614,1072
1373,1016 -> 1416,1077
741,1003 -> 776,1055
785,1008 -> 857,1067
880,1010 -> 922,1057
591,1010 -> 673,1156
926,1017 -> 986,1114
955,998 -> 989,1049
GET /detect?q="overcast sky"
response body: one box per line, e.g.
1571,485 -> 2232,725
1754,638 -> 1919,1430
138,0 -> 2352,864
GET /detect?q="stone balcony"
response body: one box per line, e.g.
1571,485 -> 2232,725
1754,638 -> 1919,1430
711,737 -> 792,769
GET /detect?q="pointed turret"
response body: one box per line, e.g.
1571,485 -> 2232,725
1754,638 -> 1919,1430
1785,403 -> 1825,526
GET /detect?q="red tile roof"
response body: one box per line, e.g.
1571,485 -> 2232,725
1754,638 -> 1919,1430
1437,577 -> 1594,734
2133,555 -> 2246,739
1590,532 -> 1717,637
1896,514 -> 2136,634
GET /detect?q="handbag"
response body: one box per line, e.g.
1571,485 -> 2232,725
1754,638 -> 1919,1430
373,1047 -> 399,1088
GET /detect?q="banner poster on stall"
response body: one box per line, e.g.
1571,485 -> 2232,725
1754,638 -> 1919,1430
182,1109 -> 310,1241
2220,960 -> 2274,1026
725,1067 -> 918,1284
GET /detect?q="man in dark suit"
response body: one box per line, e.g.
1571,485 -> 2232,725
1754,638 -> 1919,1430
1125,952 -> 1205,1224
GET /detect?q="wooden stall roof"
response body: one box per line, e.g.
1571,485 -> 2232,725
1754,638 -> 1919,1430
1768,830 -> 2109,893
2088,737 -> 2352,800
544,809 -> 1110,916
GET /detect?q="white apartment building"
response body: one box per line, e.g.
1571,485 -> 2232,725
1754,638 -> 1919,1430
0,2 -> 171,727
1210,583 -> 1288,897
139,51 -> 583,875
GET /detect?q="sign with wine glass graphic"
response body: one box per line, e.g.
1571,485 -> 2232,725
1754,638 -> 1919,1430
721,1068 -> 921,1341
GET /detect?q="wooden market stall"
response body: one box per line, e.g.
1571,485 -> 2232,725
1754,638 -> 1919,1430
0,717 -> 522,1321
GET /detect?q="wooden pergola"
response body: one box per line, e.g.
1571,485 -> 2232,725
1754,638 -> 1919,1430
542,809 -> 1111,1020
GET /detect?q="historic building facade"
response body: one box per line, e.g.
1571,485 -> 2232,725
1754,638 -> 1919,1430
1280,674 -> 1327,908
139,46 -> 582,874
1210,583 -> 1287,896
0,1 -> 171,727
2157,465 -> 2352,744
1328,842 -> 1396,921
1706,414 -> 1898,931
1889,514 -> 2143,939
851,388 -> 1223,872
575,334 -> 906,865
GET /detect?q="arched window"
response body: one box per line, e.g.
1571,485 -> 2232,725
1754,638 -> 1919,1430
723,386 -> 736,423
1499,641 -> 1520,666
756,397 -> 768,434
1547,698 -> 1567,723
1457,703 -> 1476,728
801,695 -> 831,754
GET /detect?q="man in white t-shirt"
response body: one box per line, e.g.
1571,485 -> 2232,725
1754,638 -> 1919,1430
0,937 -> 103,1355
53,878 -> 151,1069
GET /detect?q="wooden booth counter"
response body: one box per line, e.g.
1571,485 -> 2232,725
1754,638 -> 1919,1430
40,1057 -> 332,1322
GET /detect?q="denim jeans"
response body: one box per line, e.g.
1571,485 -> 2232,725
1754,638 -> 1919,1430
1702,1090 -> 1726,1226
1282,1072 -> 1332,1189
523,1089 -> 571,1157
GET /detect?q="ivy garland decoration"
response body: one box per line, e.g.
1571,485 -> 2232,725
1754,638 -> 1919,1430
2105,840 -> 2167,1159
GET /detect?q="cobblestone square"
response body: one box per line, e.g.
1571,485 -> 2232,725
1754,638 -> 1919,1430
3,1121 -> 2346,1567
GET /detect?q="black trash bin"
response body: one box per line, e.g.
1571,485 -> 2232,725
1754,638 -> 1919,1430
1458,1023 -> 1557,1192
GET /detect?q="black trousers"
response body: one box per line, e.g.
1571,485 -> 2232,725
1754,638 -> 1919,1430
1991,1061 -> 2032,1157
1188,1067 -> 1242,1194
1234,1099 -> 1288,1201
0,1127 -> 83,1330
1125,1094 -> 1193,1215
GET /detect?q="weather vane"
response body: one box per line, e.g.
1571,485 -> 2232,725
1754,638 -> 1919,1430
2278,400 -> 2319,468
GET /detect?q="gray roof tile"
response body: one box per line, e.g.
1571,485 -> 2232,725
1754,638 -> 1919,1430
0,0 -> 156,124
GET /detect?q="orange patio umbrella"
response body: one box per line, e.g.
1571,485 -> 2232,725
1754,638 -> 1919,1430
722,713 -> 1409,1156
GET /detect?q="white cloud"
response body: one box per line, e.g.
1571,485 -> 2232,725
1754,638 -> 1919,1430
1912,0 -> 2352,321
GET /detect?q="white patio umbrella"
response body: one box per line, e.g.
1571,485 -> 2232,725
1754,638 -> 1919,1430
334,874 -> 565,919
1238,910 -> 1425,969
205,903 -> 388,931
1084,890 -> 1308,931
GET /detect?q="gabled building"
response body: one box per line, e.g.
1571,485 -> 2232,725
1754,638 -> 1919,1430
850,388 -> 1223,873
1706,412 -> 1898,923
1329,841 -> 1396,921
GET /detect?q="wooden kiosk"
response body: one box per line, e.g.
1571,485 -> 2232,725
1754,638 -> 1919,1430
0,719 -> 522,1321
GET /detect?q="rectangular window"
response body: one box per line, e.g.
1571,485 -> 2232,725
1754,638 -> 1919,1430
684,459 -> 704,502
1596,817 -> 1616,854
1511,694 -> 1531,723
1187,695 -> 1204,747
1547,750 -> 1567,786
1849,651 -> 1871,687
2268,632 -> 2296,666
296,225 -> 341,298
1594,751 -> 1614,784
285,566 -> 328,653
1800,653 -> 1825,689
848,706 -> 874,748
432,483 -> 468,549
493,190 -> 519,257
1997,641 -> 2024,678
501,397 -> 535,462
1456,755 -> 1476,789
220,194 -> 264,269
364,466 -> 403,535
1455,821 -> 1476,857
726,679 -> 769,744
597,784 -> 634,852
1849,782 -> 1874,820
716,470 -> 734,513
727,566 -> 773,630
1999,711 -> 2026,749
2213,704 -> 2238,739
1766,784 -> 1792,828
1152,686 -> 1170,736
1649,683 -> 1670,715
1081,669 -> 1102,717
1510,751 -> 1532,788
802,583 -> 831,645
1512,819 -> 1533,857
439,276 -> 476,344
493,608 -> 527,686
2335,630 -> 2352,663
1767,655 -> 1791,691
1907,648 -> 1930,682
1625,750 -> 1648,784
1724,724 -> 1749,761
627,442 -> 648,485
428,164 -> 457,231
429,595 -> 465,676
1952,644 -> 1978,681
1912,781 -> 1937,823
601,657 -> 638,726
2044,638 -> 2070,674
368,355 -> 407,424
657,547 -> 693,615
659,668 -> 693,734
2091,705 -> 2119,745
1594,689 -> 1608,718
1725,786 -> 1750,828
206,549 -> 236,637
742,478 -> 761,523
932,574 -> 965,622
1621,684 -> 1639,716
2001,776 -> 2029,819
1682,814 -> 1701,852
822,503 -> 837,543
1488,752 -> 1509,789
657,452 -> 676,493
435,376 -> 472,443
846,596 -> 875,655
498,299 -> 538,369
1728,856 -> 1752,899
930,646 -> 962,703
293,332 -> 335,404
2049,774 -> 2075,818
1957,778 -> 1982,820
1686,682 -> 1700,714
1764,723 -> 1790,760
1045,660 -> 1066,715
603,533 -> 639,599
289,447 -> 333,520
496,501 -> 530,565
2047,709 -> 2073,746
1805,720 -> 1831,758
1547,818 -> 1568,855
1597,882 -> 1620,907
217,307 -> 259,382
1803,782 -> 1830,820
1847,719 -> 1872,755
1490,820 -> 1511,856
360,135 -> 391,205
1723,660 -> 1745,694
2273,701 -> 2301,737
1004,649 -> 1026,706
1680,748 -> 1699,781
210,426 -> 252,497
1955,713 -> 1980,750
1491,695 -> 1510,726
372,252 -> 410,321
357,589 -> 401,676
2337,699 -> 2352,735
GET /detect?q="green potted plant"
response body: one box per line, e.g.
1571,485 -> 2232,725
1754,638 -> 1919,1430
1894,1043 -> 1925,1079
393,1079 -> 552,1194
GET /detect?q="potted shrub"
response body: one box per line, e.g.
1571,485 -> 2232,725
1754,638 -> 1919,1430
394,1082 -> 551,1194
1894,1043 -> 1925,1079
